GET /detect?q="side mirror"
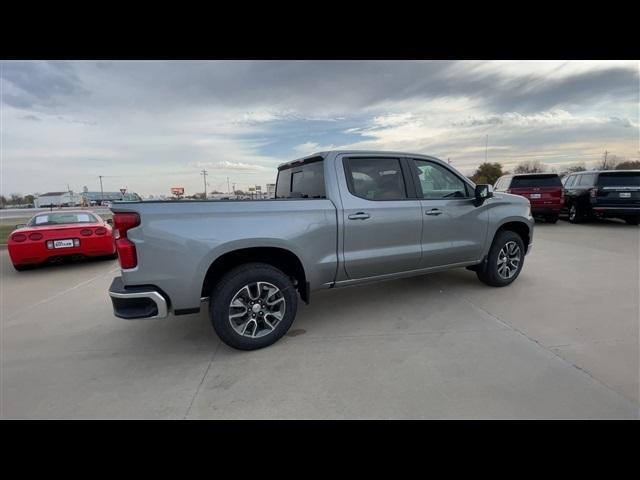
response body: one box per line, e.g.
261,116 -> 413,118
15,223 -> 27,229
106,218 -> 113,225
474,184 -> 493,206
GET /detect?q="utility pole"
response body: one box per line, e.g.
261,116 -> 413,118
200,169 -> 208,199
603,150 -> 608,169
98,175 -> 104,203
485,134 -> 488,163
227,177 -> 230,195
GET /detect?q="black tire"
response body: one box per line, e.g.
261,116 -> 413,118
624,216 -> 640,225
13,263 -> 33,271
476,230 -> 526,287
545,214 -> 559,224
568,203 -> 585,223
209,262 -> 298,350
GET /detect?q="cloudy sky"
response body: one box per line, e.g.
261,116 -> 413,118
1,60 -> 638,197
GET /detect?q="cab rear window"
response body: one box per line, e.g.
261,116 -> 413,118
597,172 -> 640,187
275,157 -> 326,199
510,175 -> 562,188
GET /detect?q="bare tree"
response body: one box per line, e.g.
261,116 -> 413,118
513,160 -> 546,174
558,163 -> 587,177
596,151 -> 618,170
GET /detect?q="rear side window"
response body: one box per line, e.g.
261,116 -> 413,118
597,172 -> 640,187
564,175 -> 576,187
510,175 -> 562,188
275,158 -> 325,198
345,157 -> 407,200
577,174 -> 596,186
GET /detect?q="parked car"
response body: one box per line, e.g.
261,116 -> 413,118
494,173 -> 563,223
108,150 -> 534,350
562,170 -> 640,224
8,211 -> 116,271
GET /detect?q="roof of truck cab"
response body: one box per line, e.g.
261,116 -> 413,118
277,150 -> 442,169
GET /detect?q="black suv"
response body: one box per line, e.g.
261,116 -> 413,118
562,170 -> 640,224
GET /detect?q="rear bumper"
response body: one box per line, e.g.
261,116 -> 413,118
9,236 -> 115,266
531,206 -> 561,215
109,276 -> 169,319
591,206 -> 640,216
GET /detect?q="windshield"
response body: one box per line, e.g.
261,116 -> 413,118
597,172 -> 640,187
28,212 -> 99,226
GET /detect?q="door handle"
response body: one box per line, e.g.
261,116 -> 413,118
348,212 -> 371,220
425,209 -> 443,216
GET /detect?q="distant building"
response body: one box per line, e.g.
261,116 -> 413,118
266,183 -> 276,198
81,191 -> 142,205
35,192 -> 83,208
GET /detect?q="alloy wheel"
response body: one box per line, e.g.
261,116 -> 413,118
497,241 -> 521,280
228,281 -> 286,338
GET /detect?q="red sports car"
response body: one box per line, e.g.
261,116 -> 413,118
8,211 -> 117,271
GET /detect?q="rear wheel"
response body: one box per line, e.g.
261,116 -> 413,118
624,216 -> 640,225
13,264 -> 34,271
476,230 -> 525,287
210,263 -> 298,350
568,203 -> 585,223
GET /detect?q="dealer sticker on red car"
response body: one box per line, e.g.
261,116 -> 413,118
53,239 -> 75,249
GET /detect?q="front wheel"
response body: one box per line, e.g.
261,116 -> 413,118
210,263 -> 298,350
476,230 -> 525,287
624,216 -> 640,225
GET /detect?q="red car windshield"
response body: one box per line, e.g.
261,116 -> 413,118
28,213 -> 99,226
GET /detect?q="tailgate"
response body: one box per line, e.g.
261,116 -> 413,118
594,172 -> 640,206
510,187 -> 562,205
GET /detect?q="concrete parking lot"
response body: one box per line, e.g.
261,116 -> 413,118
1,220 -> 638,419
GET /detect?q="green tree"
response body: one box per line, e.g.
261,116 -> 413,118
615,160 -> 640,170
0,195 -> 6,208
470,162 -> 505,185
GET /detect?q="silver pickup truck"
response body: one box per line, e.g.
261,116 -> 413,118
109,150 -> 534,350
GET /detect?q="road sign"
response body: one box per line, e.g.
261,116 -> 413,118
255,186 -> 261,191
248,187 -> 255,192
171,187 -> 185,195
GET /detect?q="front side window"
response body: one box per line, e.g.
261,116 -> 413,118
345,158 -> 407,200
412,159 -> 469,199
275,158 -> 325,198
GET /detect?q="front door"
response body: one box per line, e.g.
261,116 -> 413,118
409,158 -> 488,267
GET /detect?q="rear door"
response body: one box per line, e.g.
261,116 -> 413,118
594,171 -> 640,207
340,156 -> 423,279
409,158 -> 488,267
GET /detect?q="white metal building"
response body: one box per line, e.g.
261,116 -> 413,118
34,192 -> 83,208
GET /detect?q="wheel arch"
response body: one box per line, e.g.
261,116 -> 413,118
494,220 -> 531,252
200,246 -> 309,304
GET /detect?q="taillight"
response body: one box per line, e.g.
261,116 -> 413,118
113,212 -> 140,269
28,232 -> 43,241
95,227 -> 107,235
80,228 -> 93,236
11,233 -> 27,242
